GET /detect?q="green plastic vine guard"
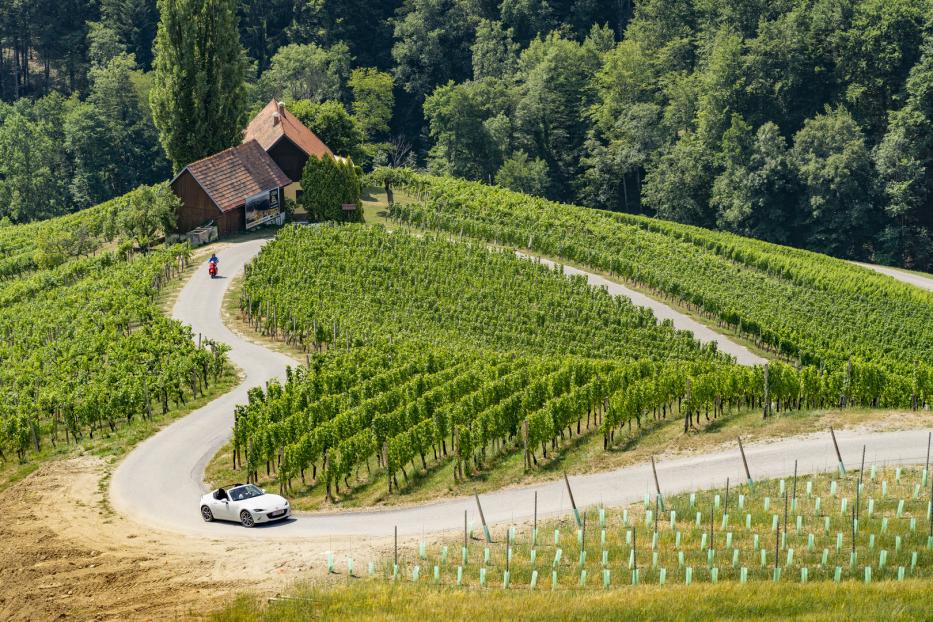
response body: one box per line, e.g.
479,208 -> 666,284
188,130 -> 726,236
732,548 -> 739,568
840,497 -> 847,514
461,546 -> 468,565
897,500 -> 905,518
772,515 -> 779,532
602,550 -> 608,567
721,514 -> 729,529
850,551 -> 858,569
579,569 -> 587,587
456,566 -> 463,586
479,567 -> 486,587
764,497 -> 770,511
419,541 -> 426,559
530,549 -> 537,566
412,565 -> 420,582
483,547 -> 490,564
700,533 -> 707,550
896,467 -> 901,482
780,480 -> 785,496
870,465 -> 876,480
864,566 -> 871,584
773,567 -> 781,582
882,481 -> 888,497
433,565 -> 440,584
554,529 -> 560,545
830,481 -> 837,496
726,532 -> 733,548
327,552 -> 334,573
441,546 -> 448,564
707,549 -> 715,566
911,551 -> 918,569
738,495 -> 745,510
821,549 -> 829,566
715,494 -> 721,509
652,551 -> 658,568
753,534 -> 760,550
879,550 -> 887,569
786,548 -> 794,566
689,493 -> 696,508
746,514 -> 752,529
392,563 -> 399,580
670,510 -> 677,530
347,557 -> 353,576
808,534 -> 815,550
897,566 -> 905,581
895,536 -> 902,552
760,550 -> 767,568
530,569 -> 538,590
740,567 -> 748,583
659,568 -> 667,585
601,529 -> 606,547
368,561 -> 375,576
602,569 -> 610,589
815,497 -> 822,513
502,570 -> 509,589
711,567 -> 719,583
551,570 -> 557,590
806,481 -> 813,496
554,548 -> 562,565
800,567 -> 808,583
675,531 -> 681,547
882,517 -> 889,533
836,532 -> 843,552
834,567 -> 842,582
678,551 -> 685,568
685,566 -> 693,585
579,551 -> 586,566
630,569 -> 637,585
695,511 -> 702,527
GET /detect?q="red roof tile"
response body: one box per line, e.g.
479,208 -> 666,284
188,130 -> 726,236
182,140 -> 291,213
243,99 -> 334,159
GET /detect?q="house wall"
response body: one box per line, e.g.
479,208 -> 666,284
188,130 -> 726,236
171,171 -> 245,237
268,138 -> 309,183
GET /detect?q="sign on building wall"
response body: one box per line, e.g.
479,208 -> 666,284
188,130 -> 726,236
245,188 -> 282,229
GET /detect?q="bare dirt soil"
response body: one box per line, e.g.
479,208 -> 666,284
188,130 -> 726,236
0,457 -> 382,621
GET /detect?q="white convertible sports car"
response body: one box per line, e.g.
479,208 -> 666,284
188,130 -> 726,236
199,483 -> 291,527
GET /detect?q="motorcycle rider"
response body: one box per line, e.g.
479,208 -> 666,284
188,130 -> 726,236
208,253 -> 219,277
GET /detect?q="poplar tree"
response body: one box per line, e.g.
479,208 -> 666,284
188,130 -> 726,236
150,0 -> 248,172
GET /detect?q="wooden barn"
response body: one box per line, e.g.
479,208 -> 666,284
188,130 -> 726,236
170,140 -> 291,237
243,99 -> 334,203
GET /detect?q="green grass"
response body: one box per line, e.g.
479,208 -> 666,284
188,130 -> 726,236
208,580 -> 933,621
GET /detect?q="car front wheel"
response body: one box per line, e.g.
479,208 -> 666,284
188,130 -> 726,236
240,510 -> 255,528
201,505 -> 214,522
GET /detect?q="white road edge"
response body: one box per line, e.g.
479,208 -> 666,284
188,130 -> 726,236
110,237 -> 932,540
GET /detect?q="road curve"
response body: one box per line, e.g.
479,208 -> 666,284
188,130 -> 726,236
853,261 -> 933,293
111,238 -> 930,540
522,254 -> 765,365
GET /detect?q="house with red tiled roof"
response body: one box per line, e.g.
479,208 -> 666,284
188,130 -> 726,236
243,99 -> 333,204
170,100 -> 334,236
170,140 -> 291,237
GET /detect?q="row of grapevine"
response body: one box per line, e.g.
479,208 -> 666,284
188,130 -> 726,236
384,171 -> 933,404
0,244 -> 231,461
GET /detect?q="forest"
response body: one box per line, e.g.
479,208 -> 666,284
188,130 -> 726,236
1,0 -> 931,270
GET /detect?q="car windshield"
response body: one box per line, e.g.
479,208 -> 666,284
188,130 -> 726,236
228,484 -> 264,501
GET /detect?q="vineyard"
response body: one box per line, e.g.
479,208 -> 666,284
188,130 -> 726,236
231,225 -> 931,501
384,171 -> 933,396
0,195 -> 230,464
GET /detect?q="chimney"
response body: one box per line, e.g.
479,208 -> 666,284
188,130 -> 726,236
272,112 -> 280,126
278,101 -> 286,116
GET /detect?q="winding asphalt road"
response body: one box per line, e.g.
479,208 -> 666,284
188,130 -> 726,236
110,238 -> 932,539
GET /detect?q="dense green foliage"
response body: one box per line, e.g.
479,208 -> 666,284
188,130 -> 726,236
0,196 -> 228,462
389,172 -> 933,386
8,1 -> 933,268
299,156 -> 363,222
150,0 -> 248,171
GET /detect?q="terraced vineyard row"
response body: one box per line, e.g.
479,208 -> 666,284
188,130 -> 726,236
385,171 -> 933,395
0,205 -> 230,462
233,225 -> 930,497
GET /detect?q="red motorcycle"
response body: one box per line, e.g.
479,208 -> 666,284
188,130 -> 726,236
208,261 -> 218,278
